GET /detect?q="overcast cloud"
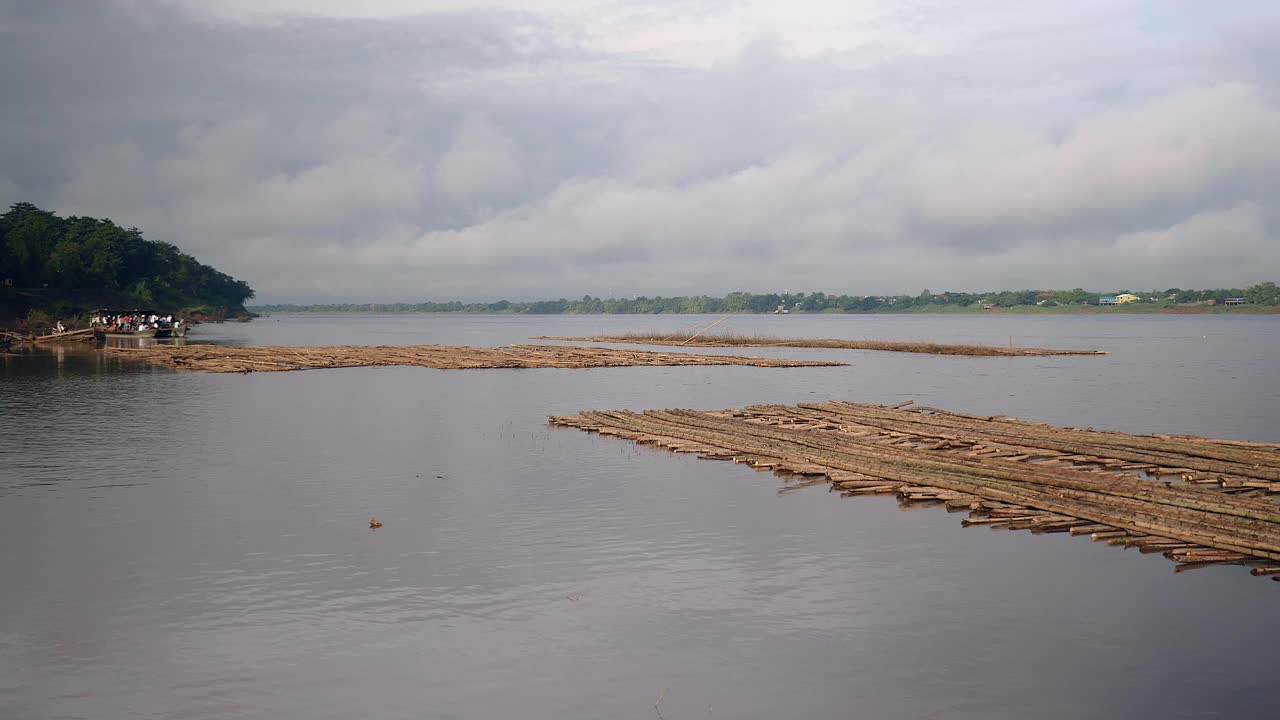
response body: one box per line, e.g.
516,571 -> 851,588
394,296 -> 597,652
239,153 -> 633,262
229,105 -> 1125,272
1,0 -> 1277,302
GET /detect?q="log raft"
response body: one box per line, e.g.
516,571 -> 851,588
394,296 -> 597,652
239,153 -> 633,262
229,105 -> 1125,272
549,400 -> 1280,581
102,343 -> 846,372
533,334 -> 1106,357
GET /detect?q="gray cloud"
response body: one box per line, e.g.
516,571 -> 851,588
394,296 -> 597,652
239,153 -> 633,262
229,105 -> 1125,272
1,0 -> 1277,302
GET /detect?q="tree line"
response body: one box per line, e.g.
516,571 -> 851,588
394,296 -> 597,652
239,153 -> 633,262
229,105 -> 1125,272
1,202 -> 254,320
254,283 -> 1280,315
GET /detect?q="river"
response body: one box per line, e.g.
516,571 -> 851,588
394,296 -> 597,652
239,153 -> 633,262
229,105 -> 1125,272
2,313 -> 1277,719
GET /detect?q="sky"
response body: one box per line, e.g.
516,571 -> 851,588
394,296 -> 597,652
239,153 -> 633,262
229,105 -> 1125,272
1,0 -> 1278,303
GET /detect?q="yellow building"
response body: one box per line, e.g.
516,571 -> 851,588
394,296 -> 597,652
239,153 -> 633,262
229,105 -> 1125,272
1115,293 -> 1140,304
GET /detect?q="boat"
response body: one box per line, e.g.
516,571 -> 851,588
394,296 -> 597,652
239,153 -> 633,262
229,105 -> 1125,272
33,328 -> 97,343
89,308 -> 175,340
99,327 -> 158,339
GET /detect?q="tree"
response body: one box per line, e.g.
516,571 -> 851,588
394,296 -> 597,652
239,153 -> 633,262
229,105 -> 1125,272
0,202 -> 254,316
1245,282 -> 1280,306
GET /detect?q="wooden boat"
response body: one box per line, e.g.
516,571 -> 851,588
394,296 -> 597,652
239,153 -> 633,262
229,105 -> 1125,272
90,308 -> 180,340
0,328 -> 96,344
97,327 -> 158,339
32,328 -> 97,343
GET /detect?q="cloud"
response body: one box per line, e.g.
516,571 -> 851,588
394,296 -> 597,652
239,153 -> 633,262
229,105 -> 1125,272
435,116 -> 522,200
2,1 -> 1278,302
58,111 -> 427,235
902,83 -> 1280,235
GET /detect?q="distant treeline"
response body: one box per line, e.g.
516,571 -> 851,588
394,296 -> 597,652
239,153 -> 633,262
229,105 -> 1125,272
254,284 -> 1280,315
1,203 -> 254,321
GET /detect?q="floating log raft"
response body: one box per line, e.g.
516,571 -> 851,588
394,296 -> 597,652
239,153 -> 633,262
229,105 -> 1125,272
549,400 -> 1280,581
533,333 -> 1106,357
102,343 -> 846,373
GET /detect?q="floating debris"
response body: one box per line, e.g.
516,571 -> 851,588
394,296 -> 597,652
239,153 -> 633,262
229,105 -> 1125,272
550,400 -> 1280,580
369,517 -> 383,529
103,343 -> 845,373
533,333 -> 1106,356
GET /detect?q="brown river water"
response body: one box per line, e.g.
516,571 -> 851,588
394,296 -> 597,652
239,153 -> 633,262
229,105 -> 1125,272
2,313 -> 1278,719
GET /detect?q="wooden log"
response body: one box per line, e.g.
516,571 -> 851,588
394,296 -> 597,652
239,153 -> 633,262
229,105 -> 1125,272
1139,544 -> 1195,554
962,515 -> 1038,526
841,485 -> 899,496
1069,524 -> 1115,535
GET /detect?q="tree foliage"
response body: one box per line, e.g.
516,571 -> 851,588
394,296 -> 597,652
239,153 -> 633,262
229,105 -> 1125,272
0,202 -> 253,316
1245,282 -> 1280,306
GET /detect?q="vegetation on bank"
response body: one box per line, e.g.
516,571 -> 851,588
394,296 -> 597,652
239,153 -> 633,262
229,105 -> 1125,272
1,203 -> 254,326
254,284 -> 1280,315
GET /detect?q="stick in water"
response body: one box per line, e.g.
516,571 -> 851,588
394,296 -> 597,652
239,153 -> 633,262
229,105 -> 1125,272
680,312 -> 736,345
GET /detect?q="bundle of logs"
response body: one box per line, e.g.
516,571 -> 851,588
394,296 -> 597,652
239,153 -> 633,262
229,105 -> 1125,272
103,343 -> 845,372
549,400 -> 1280,581
533,334 -> 1107,357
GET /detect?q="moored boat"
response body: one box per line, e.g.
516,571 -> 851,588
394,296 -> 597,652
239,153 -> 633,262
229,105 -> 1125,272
89,308 -> 174,340
33,328 -> 97,343
98,327 -> 158,339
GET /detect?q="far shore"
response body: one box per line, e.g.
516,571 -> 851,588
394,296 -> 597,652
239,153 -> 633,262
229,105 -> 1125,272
250,305 -> 1280,316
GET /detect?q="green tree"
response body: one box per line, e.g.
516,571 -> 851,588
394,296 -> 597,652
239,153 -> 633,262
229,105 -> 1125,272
0,202 -> 254,317
1245,282 -> 1280,305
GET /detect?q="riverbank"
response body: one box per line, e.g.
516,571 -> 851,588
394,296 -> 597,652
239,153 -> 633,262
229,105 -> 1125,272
878,303 -> 1280,315
0,305 -> 251,336
251,304 -> 1280,316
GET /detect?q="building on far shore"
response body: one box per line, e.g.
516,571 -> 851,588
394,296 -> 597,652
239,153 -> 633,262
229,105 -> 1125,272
1099,293 -> 1140,306
1224,297 -> 1247,306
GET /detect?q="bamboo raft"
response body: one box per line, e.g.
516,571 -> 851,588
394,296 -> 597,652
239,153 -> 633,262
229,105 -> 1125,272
549,400 -> 1280,581
533,334 -> 1106,357
102,343 -> 846,372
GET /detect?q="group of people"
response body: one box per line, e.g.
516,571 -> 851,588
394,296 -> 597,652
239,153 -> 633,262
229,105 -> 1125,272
90,312 -> 182,333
